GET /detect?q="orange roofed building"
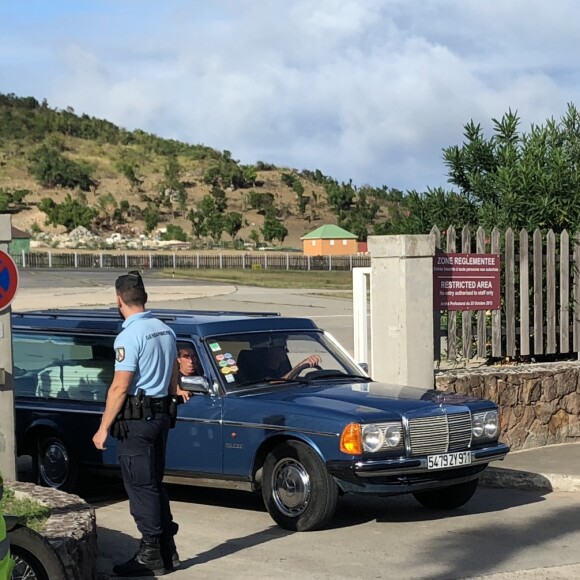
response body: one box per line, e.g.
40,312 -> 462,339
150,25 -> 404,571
301,224 -> 358,256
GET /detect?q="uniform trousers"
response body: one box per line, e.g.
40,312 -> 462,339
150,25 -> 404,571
117,413 -> 174,540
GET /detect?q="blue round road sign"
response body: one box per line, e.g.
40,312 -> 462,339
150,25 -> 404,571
0,250 -> 19,311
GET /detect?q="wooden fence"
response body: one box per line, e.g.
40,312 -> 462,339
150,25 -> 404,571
432,225 -> 580,362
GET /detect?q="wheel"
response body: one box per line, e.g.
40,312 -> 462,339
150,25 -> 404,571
262,440 -> 338,531
413,478 -> 479,510
9,525 -> 66,580
286,363 -> 322,380
33,435 -> 78,492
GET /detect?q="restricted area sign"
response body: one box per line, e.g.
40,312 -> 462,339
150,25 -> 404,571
0,249 -> 19,311
433,253 -> 500,311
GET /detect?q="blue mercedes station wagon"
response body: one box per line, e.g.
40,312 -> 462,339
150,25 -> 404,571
13,309 -> 509,531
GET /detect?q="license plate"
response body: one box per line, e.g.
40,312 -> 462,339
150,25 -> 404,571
427,451 -> 471,470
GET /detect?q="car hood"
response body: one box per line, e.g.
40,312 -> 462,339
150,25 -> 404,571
240,381 -> 480,422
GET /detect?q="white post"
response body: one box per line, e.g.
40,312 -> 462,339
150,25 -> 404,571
48,251 -> 52,268
220,254 -> 223,269
352,267 -> 371,369
173,254 -> 176,269
368,235 -> 435,388
21,249 -> 26,268
242,254 -> 246,269
329,255 -> 332,271
149,253 -> 153,269
99,253 -> 103,268
74,252 -> 78,268
307,255 -> 311,271
124,253 -> 128,269
196,253 -> 200,269
0,215 -> 16,480
265,254 -> 268,270
286,253 -> 289,270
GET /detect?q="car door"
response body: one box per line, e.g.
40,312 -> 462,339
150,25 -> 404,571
165,339 -> 223,475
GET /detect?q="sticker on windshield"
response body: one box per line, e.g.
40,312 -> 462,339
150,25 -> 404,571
221,366 -> 232,374
215,354 -> 225,361
210,343 -> 221,352
225,374 -> 235,383
224,352 -> 232,359
227,358 -> 236,366
219,360 -> 229,367
230,365 -> 238,372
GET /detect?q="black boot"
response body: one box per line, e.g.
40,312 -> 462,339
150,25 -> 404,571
113,538 -> 166,577
161,522 -> 180,571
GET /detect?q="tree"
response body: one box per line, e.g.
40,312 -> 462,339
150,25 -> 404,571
224,212 -> 244,240
143,204 -> 160,233
28,145 -> 94,190
443,104 -> 580,232
39,193 -> 96,231
261,207 -> 288,243
161,224 -> 187,242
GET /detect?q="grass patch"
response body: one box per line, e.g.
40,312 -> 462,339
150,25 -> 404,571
1,488 -> 51,532
162,268 -> 353,289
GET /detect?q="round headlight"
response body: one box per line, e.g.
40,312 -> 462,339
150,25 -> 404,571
362,424 -> 384,452
385,425 -> 401,447
484,411 -> 499,438
472,415 -> 484,438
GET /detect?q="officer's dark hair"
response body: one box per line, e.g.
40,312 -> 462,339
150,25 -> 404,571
115,270 -> 148,306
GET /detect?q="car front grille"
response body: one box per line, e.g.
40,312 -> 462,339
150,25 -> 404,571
407,411 -> 472,456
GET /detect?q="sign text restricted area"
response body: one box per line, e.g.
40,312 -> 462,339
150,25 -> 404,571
433,253 -> 501,311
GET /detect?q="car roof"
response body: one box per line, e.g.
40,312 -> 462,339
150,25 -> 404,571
11,308 -> 321,338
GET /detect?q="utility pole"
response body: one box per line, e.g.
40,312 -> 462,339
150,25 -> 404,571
0,215 -> 16,480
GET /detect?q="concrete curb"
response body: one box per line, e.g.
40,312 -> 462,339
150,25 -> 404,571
481,467 -> 580,493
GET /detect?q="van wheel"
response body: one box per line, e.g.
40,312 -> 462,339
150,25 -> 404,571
9,524 -> 66,580
262,441 -> 338,531
413,478 -> 479,510
33,435 -> 78,492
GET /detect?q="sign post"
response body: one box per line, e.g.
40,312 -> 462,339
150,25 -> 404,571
0,215 -> 17,481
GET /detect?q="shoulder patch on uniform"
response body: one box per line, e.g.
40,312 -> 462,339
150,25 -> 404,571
116,347 -> 125,362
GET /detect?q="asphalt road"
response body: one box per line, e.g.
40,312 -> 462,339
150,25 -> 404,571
14,269 -> 580,579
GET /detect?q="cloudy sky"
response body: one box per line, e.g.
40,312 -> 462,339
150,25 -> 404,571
1,0 -> 579,192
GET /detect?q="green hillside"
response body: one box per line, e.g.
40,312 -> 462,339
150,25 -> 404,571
0,93 -> 403,248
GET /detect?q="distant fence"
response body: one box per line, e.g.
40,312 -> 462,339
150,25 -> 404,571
10,250 -> 371,272
432,225 -> 580,362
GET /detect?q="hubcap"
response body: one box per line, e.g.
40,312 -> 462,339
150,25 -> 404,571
271,458 -> 311,517
39,440 -> 69,488
12,554 -> 39,580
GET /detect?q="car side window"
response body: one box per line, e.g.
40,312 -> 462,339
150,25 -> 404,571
13,333 -> 115,402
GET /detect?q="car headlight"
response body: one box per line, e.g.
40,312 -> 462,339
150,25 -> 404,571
472,410 -> 499,439
361,423 -> 402,452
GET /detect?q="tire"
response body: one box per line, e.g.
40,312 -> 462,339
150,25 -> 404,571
413,478 -> 479,510
9,525 -> 66,580
33,435 -> 78,492
262,440 -> 338,531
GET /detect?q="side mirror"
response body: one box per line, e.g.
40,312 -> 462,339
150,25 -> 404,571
358,362 -> 369,374
180,376 -> 211,394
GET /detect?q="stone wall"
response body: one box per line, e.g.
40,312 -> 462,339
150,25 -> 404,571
436,362 -> 580,451
6,481 -> 97,580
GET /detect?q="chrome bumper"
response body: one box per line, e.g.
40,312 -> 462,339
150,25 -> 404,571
353,442 -> 510,478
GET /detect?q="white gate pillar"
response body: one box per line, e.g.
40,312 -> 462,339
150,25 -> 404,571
368,235 -> 435,388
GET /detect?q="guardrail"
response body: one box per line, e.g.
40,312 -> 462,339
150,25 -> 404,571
11,250 -> 371,271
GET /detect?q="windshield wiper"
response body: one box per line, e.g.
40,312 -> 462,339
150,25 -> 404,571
232,378 -> 309,389
304,371 -> 372,382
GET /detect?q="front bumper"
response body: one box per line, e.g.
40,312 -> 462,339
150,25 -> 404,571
327,442 -> 510,496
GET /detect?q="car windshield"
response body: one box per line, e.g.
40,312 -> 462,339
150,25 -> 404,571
204,331 -> 366,392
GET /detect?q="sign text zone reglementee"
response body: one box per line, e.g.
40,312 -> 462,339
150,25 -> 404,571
433,253 -> 501,311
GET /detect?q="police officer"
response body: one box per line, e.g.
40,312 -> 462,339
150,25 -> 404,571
92,271 -> 180,577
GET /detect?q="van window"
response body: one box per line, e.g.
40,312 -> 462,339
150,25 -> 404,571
13,333 -> 115,402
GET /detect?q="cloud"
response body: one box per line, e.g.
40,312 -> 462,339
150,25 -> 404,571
1,0 -> 579,191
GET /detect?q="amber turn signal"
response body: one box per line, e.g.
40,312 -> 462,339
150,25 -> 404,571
340,423 -> 362,455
